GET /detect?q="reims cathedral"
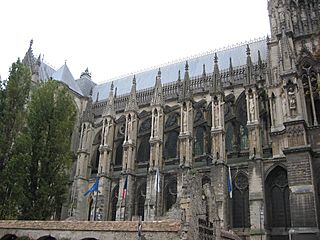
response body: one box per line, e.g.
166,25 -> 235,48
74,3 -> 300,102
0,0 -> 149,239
21,0 -> 320,239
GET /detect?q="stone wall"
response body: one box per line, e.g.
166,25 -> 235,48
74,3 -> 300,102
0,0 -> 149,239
0,220 -> 181,240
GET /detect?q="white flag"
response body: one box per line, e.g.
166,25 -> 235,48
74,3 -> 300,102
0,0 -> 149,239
154,168 -> 160,193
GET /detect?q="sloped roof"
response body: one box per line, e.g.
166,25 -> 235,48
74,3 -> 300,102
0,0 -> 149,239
76,75 -> 96,97
52,63 -> 83,95
92,38 -> 267,101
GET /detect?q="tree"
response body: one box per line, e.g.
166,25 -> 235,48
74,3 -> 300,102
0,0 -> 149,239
0,59 -> 31,219
0,59 -> 31,170
19,80 -> 76,220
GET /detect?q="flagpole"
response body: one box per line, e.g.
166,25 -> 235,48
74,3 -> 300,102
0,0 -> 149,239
93,188 -> 98,220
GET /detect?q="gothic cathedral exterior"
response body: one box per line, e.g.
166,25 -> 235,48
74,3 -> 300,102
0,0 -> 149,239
22,1 -> 320,240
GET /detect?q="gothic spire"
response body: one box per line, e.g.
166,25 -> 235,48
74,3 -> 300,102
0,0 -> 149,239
103,81 -> 116,117
210,53 -> 222,94
179,61 -> 192,102
202,64 -> 206,78
245,44 -> 254,85
125,75 -> 138,112
151,68 -> 164,106
229,57 -> 234,84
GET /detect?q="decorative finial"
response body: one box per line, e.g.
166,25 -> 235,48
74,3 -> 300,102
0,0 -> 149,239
115,87 -> 118,98
85,68 -> 89,73
202,64 -> 206,76
229,57 -> 233,68
214,53 -> 218,64
185,61 -> 189,71
258,50 -> 262,65
157,68 -> 161,77
178,70 -> 181,81
29,39 -> 33,49
133,75 -> 136,85
111,81 -> 114,91
246,44 -> 251,56
65,59 -> 67,65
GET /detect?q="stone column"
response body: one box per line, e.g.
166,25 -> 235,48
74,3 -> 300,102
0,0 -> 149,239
245,87 -> 265,240
145,107 -> 164,220
73,122 -> 93,220
116,112 -> 138,220
211,94 -> 228,229
97,116 -> 115,220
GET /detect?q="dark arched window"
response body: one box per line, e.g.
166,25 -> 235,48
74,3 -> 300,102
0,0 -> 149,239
164,131 -> 179,159
115,142 -> 123,166
111,185 -> 119,221
232,172 -> 250,228
91,147 -> 99,174
137,137 -> 150,163
135,182 -> 146,220
194,127 -> 205,156
225,122 -> 234,152
266,166 -> 291,229
164,177 -> 177,212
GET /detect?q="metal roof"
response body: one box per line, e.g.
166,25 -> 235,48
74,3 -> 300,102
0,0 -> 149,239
92,38 -> 267,101
52,64 -> 83,95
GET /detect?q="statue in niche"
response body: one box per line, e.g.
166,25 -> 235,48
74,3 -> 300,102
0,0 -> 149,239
214,100 -> 219,128
127,115 -> 132,141
240,125 -> 248,150
249,93 -> 255,122
288,86 -> 297,113
80,124 -> 86,149
104,119 -> 109,145
281,90 -> 288,119
153,109 -> 159,137
182,103 -> 188,133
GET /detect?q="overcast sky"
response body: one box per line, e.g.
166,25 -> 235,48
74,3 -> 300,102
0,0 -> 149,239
0,0 -> 270,84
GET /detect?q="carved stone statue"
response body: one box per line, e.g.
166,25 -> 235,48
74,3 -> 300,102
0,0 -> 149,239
281,91 -> 288,119
104,119 -> 109,145
240,125 -> 248,150
127,115 -> 132,141
153,109 -> 159,137
249,93 -> 255,122
213,100 -> 219,128
182,103 -> 188,132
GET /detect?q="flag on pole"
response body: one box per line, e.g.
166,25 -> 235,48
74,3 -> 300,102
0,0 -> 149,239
84,176 -> 99,197
154,168 -> 160,193
227,166 -> 233,198
122,175 -> 128,200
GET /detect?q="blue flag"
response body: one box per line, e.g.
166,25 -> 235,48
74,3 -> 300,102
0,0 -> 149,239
84,176 -> 99,197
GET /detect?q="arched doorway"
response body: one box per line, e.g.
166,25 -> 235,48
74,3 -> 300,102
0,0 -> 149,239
232,172 -> 250,229
266,166 -> 291,239
0,234 -> 17,240
37,236 -> 57,240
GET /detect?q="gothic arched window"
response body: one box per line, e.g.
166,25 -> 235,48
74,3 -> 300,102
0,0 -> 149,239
225,122 -> 234,152
164,177 -> 177,212
194,126 -> 205,156
301,63 -> 320,126
115,142 -> 123,166
137,137 -> 150,163
91,147 -> 99,174
164,131 -> 179,159
232,172 -> 250,228
266,166 -> 291,229
135,182 -> 146,220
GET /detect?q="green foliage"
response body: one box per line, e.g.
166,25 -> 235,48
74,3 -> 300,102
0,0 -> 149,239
0,59 -> 31,170
0,59 -> 31,219
19,80 -> 76,220
0,60 -> 76,220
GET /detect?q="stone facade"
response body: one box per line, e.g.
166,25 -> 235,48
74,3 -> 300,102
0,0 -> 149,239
17,1 -> 320,240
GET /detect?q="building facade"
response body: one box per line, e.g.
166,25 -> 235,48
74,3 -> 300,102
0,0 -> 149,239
22,1 -> 320,239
